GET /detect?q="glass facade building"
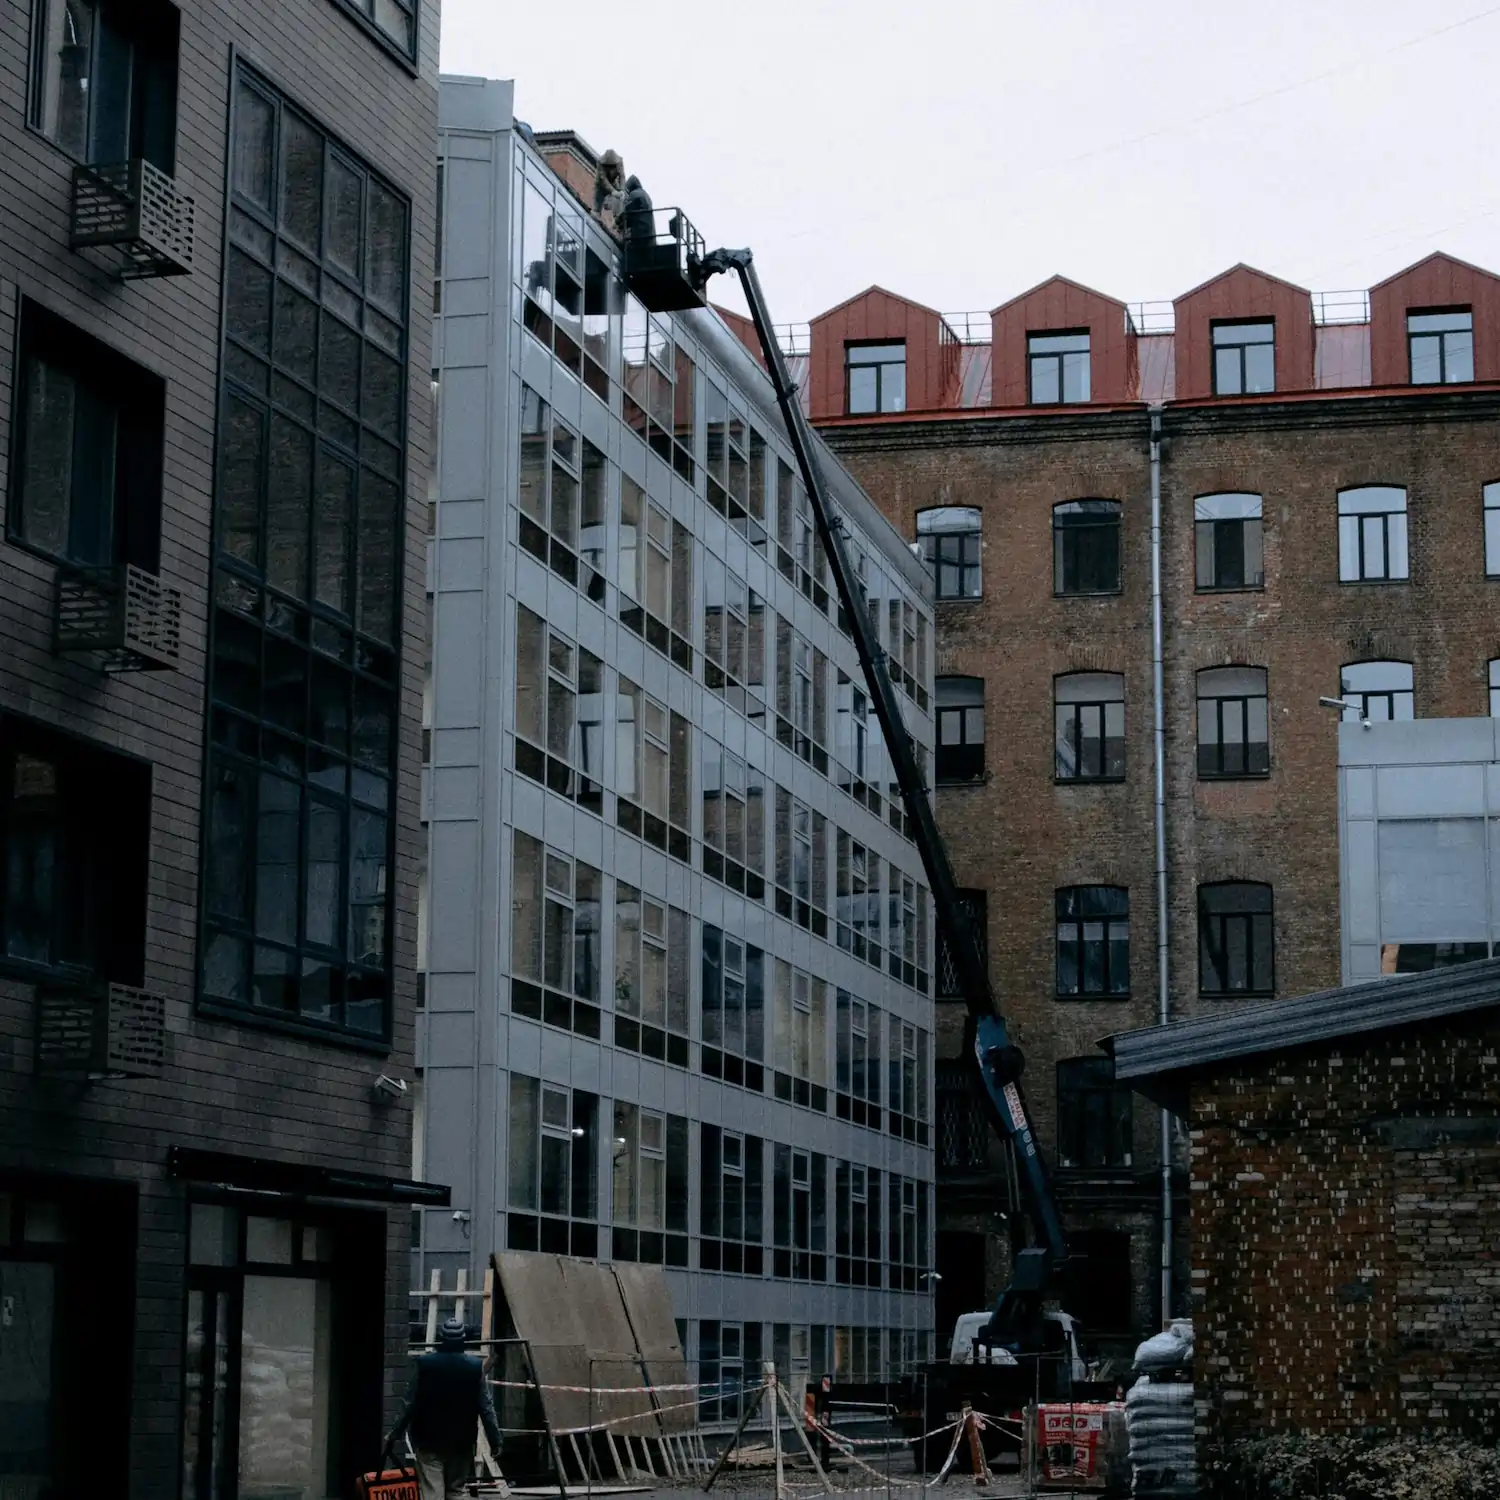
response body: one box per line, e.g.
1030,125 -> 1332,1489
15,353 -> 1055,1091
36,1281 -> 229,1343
419,77 -> 937,1394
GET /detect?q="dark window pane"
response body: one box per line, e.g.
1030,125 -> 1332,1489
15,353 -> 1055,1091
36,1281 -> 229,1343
233,84 -> 275,211
313,449 -> 354,613
357,470 -> 400,643
273,281 -> 317,384
266,415 -> 312,598
326,156 -> 363,279
207,760 -> 253,921
254,774 -> 300,943
361,343 -> 402,434
367,179 -> 408,314
304,799 -> 343,949
228,249 -> 273,355
319,314 -> 360,412
349,809 -> 387,967
20,359 -> 76,557
279,111 -> 323,251
222,395 -> 265,569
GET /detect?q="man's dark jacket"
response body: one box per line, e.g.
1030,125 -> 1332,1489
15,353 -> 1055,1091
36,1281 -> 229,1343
395,1350 -> 504,1457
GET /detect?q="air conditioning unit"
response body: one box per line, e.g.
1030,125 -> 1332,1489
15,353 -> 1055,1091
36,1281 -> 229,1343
35,981 -> 167,1081
54,562 -> 183,673
70,158 -> 195,279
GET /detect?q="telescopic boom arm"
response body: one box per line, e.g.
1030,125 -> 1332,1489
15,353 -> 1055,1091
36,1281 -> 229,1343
693,247 -> 1068,1274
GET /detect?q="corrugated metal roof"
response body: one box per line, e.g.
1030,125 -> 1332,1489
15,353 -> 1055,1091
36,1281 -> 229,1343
1107,957 -> 1500,1084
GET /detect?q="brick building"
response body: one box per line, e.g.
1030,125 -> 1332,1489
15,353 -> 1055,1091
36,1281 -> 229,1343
765,251 -> 1500,1351
1110,957 -> 1500,1445
0,0 -> 438,1493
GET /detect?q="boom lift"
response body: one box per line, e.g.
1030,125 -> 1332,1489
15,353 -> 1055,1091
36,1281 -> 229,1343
621,213 -> 1071,1366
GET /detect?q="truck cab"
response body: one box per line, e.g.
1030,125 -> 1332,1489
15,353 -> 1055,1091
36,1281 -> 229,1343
948,1308 -> 1087,1384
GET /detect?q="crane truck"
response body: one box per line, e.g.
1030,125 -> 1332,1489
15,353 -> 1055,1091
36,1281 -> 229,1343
620,211 -> 1112,1466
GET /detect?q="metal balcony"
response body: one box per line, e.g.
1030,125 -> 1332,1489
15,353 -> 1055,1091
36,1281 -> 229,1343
71,158 -> 195,279
621,207 -> 707,312
36,981 -> 167,1081
55,562 -> 183,673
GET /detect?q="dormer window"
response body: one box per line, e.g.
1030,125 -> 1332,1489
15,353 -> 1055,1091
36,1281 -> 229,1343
1407,308 -> 1473,384
1028,331 -> 1090,404
1211,320 -> 1275,395
845,342 -> 905,414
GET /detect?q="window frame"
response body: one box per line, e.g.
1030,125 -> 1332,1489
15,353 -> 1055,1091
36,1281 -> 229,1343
915,507 -> 982,601
934,676 -> 985,783
1209,319 -> 1275,396
1406,307 -> 1474,386
27,0 -> 181,171
1337,486 -> 1409,583
1197,881 -> 1275,998
199,63 -> 411,1047
1195,666 -> 1270,779
1489,658 -> 1500,718
325,0 -> 421,68
1055,1057 -> 1133,1171
844,341 -> 907,415
1484,481 -> 1500,578
1054,672 -> 1126,783
505,1073 -> 600,1257
1052,500 -> 1122,596
1339,660 -> 1415,723
1194,492 -> 1264,591
1055,885 -> 1130,1000
1028,330 -> 1091,405
7,299 -> 166,575
0,713 -> 151,987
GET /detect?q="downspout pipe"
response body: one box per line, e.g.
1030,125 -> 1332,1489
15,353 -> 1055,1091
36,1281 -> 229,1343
1149,404 -> 1172,1325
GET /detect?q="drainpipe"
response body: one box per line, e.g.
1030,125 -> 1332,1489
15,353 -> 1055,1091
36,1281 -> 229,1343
1149,404 -> 1172,1326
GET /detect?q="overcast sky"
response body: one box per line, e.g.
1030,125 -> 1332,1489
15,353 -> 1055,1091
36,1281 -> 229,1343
439,0 -> 1500,324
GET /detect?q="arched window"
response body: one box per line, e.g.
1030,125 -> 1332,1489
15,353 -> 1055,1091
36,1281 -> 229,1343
1196,666 -> 1269,777
1340,661 -> 1414,722
1338,486 -> 1408,582
935,676 -> 984,782
1054,672 -> 1125,781
1055,886 -> 1129,998
1198,882 -> 1274,997
916,507 -> 981,600
1053,500 -> 1120,596
1195,493 -> 1263,590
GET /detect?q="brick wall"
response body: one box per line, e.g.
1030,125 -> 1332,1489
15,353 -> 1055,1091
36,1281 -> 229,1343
1190,1014 -> 1500,1443
820,384 -> 1500,1337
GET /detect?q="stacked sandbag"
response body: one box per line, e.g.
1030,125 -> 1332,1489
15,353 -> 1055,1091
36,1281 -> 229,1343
1126,1320 -> 1195,1498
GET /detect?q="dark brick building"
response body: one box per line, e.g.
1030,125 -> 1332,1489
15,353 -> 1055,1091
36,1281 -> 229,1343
770,251 -> 1500,1352
1110,958 -> 1500,1445
0,0 -> 438,1493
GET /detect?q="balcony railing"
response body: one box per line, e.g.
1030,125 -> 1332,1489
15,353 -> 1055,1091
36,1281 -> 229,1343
36,981 -> 167,1081
55,562 -> 183,673
71,158 -> 195,279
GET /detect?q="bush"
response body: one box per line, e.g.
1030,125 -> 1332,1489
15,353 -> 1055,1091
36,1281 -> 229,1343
1201,1434 -> 1500,1500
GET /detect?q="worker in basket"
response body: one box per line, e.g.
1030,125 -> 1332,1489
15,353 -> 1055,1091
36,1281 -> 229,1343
386,1316 -> 505,1500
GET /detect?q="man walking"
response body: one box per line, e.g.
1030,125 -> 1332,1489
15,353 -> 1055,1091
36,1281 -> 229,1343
388,1316 -> 505,1500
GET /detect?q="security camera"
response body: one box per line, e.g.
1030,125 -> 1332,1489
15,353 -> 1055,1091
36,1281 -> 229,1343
452,1210 -> 472,1224
1318,695 -> 1370,728
372,1073 -> 409,1102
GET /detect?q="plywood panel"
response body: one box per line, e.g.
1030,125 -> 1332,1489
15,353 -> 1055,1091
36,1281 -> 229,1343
613,1264 -> 696,1434
559,1258 -> 658,1438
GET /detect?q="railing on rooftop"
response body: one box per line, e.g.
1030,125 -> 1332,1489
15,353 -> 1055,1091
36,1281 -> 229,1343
773,323 -> 809,356
1311,289 -> 1371,326
1126,301 -> 1176,336
938,311 -> 992,345
764,286 -> 1373,360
